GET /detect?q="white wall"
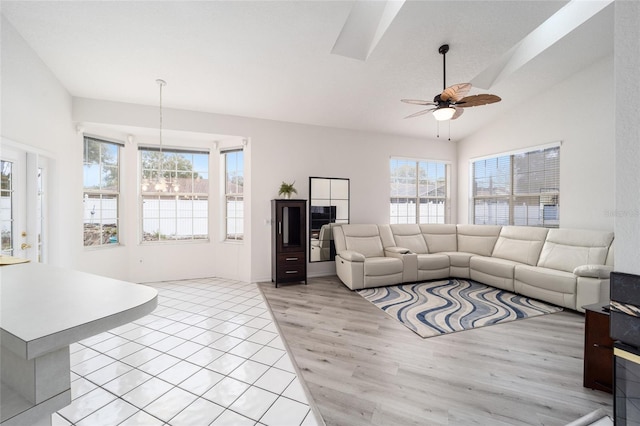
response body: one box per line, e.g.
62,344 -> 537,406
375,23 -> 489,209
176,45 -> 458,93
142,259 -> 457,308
2,14 -> 456,283
614,1 -> 640,275
5,9 -> 632,285
73,99 -> 457,282
1,16 -> 77,268
457,55 -> 615,231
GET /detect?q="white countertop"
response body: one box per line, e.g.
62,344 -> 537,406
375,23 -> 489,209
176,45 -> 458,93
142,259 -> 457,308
0,263 -> 158,360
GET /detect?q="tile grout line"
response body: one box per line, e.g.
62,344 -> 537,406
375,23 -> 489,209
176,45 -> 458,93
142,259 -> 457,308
58,277 -> 317,426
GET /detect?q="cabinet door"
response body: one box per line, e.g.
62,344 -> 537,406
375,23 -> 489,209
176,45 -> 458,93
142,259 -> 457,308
584,309 -> 613,393
276,201 -> 306,252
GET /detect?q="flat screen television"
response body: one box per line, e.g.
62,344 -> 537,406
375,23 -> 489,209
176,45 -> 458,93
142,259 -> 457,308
310,206 -> 336,231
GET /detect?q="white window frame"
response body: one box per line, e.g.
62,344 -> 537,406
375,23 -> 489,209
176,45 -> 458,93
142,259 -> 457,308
471,143 -> 560,227
390,157 -> 450,224
139,146 -> 210,243
222,149 -> 244,241
83,136 -> 121,248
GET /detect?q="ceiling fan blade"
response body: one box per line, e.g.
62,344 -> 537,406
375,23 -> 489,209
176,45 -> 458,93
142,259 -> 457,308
404,107 -> 436,119
440,83 -> 471,102
451,107 -> 464,120
401,99 -> 437,106
456,94 -> 502,108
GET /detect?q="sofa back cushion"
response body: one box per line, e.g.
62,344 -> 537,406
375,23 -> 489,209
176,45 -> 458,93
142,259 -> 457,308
491,226 -> 549,266
419,224 -> 457,253
340,224 -> 385,258
317,223 -> 336,249
333,225 -> 346,254
456,225 -> 502,256
537,228 -> 614,272
389,224 -> 428,254
606,242 -> 614,266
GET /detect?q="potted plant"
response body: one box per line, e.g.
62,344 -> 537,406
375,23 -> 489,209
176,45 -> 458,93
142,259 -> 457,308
278,181 -> 297,199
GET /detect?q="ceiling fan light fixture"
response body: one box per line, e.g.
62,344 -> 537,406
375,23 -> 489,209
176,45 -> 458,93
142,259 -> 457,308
432,107 -> 456,121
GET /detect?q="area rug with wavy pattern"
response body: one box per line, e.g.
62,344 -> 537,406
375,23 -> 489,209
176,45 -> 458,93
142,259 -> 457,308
357,279 -> 563,338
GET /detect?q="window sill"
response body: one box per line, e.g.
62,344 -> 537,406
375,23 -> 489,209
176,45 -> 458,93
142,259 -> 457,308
84,243 -> 122,251
139,239 -> 210,246
223,239 -> 244,245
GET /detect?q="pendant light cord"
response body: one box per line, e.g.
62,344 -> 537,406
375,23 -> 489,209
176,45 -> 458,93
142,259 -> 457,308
156,79 -> 162,168
157,79 -> 166,183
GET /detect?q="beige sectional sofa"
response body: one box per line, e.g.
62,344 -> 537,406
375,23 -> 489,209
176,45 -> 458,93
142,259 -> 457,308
333,224 -> 614,312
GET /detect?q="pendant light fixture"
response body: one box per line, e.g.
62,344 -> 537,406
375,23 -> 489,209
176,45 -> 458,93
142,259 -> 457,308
141,79 -> 169,192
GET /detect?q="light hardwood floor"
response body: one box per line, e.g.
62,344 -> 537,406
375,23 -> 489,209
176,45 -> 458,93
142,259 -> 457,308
258,276 -> 613,426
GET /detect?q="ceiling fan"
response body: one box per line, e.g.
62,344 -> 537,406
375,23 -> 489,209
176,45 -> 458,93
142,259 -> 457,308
402,44 -> 501,121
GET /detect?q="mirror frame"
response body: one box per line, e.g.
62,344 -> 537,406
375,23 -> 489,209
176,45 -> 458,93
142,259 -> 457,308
309,177 -> 350,262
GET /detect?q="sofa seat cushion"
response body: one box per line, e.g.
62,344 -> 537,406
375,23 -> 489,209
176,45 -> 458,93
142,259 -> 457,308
470,256 -> 518,292
416,253 -> 450,270
440,251 -> 474,279
515,264 -> 576,294
443,252 -> 473,267
470,256 -> 519,279
364,257 -> 404,277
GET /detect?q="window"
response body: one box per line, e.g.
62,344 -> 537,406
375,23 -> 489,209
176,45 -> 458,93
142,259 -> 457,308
390,158 -> 449,224
1,160 -> 13,255
140,147 -> 209,242
83,136 -> 120,247
471,155 -> 511,225
472,145 -> 560,227
223,149 -> 244,241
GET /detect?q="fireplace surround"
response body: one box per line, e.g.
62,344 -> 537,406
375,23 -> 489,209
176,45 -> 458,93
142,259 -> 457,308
610,271 -> 640,425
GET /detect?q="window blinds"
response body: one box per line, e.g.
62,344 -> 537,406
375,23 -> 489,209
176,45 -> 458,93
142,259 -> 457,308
472,146 -> 559,227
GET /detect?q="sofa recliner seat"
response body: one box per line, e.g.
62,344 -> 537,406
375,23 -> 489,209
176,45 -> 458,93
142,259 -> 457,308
513,228 -> 614,310
334,224 -> 404,290
333,223 -> 614,312
469,225 -> 550,292
444,224 -> 502,279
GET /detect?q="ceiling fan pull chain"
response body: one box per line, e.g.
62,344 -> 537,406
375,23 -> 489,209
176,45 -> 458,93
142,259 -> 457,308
448,119 -> 451,141
437,120 -> 440,138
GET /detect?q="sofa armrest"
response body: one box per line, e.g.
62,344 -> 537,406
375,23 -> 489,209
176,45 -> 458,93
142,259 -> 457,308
339,250 -> 366,262
385,247 -> 411,255
573,264 -> 614,279
384,247 -> 417,282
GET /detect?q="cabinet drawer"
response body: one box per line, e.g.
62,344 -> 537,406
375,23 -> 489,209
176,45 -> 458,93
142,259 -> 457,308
277,253 -> 305,265
276,253 -> 305,280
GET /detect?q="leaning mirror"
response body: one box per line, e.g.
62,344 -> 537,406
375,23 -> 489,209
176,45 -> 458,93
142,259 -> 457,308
309,177 -> 350,262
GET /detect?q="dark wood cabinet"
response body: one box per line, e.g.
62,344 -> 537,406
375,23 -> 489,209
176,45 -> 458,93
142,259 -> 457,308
271,199 -> 307,287
583,303 -> 613,393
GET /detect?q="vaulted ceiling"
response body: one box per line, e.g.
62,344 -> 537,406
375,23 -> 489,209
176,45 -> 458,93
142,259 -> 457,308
1,1 -> 614,140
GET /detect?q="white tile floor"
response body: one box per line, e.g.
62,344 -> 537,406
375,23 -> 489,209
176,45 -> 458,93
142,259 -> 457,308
53,277 -> 321,426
